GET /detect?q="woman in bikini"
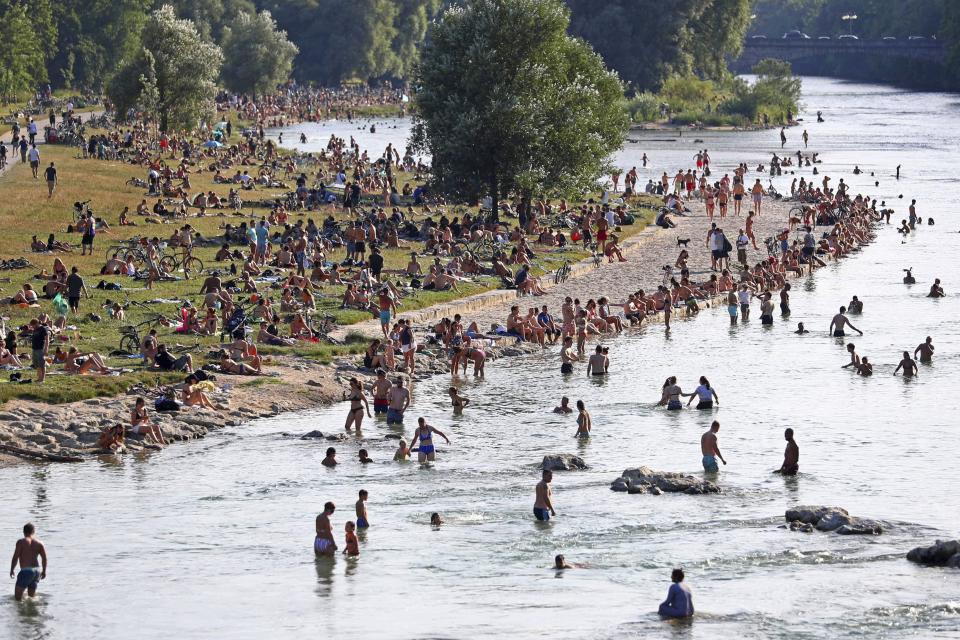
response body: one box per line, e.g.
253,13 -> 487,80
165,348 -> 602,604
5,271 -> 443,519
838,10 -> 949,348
344,377 -> 372,432
410,417 -> 450,463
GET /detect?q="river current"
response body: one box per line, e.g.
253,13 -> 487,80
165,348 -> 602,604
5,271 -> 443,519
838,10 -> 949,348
2,77 -> 959,639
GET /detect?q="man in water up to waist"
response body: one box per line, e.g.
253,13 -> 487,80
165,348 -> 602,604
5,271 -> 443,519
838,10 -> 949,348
10,523 -> 47,600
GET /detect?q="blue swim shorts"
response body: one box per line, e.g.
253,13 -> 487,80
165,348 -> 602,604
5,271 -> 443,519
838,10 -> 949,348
702,455 -> 719,473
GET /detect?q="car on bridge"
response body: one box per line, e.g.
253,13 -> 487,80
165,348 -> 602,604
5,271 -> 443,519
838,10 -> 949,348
908,35 -> 928,40
838,34 -> 859,41
882,36 -> 897,41
818,36 -> 831,40
783,30 -> 811,40
750,35 -> 767,40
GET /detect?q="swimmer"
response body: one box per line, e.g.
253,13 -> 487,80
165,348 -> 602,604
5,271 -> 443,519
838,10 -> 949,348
841,343 -> 861,369
448,386 -> 470,412
393,439 -> 410,461
928,279 -> 945,298
553,554 -> 587,570
534,469 -> 556,521
903,268 -> 915,284
356,490 -> 370,528
847,295 -> 863,314
553,396 -> 573,414
358,449 -> 373,464
343,521 -> 359,556
586,345 -> 609,376
795,322 -> 809,335
914,336 -> 934,363
575,400 -> 591,437
560,336 -> 577,374
894,351 -> 918,377
321,447 -> 337,467
314,502 -> 337,556
857,356 -> 873,376
774,428 -> 799,475
658,568 -> 694,619
829,306 -> 862,337
700,421 -> 726,473
10,523 -> 47,601
430,513 -> 443,527
410,417 -> 450,463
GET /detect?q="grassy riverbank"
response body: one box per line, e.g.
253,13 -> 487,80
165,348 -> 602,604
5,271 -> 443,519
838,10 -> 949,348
0,130 -> 657,405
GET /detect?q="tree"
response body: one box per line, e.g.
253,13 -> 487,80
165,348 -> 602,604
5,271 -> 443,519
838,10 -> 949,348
108,5 -> 222,131
688,0 -> 752,80
0,5 -> 48,100
413,0 -> 627,218
159,0 -> 255,42
220,10 -> 298,96
392,0 -> 443,79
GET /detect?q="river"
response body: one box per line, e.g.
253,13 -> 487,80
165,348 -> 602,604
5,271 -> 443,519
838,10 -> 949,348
3,77 -> 959,639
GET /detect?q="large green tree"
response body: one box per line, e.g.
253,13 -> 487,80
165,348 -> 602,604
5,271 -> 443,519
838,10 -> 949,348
108,5 -> 223,131
0,4 -> 48,99
413,0 -> 628,216
159,0 -> 255,42
220,10 -> 298,96
689,0 -> 752,81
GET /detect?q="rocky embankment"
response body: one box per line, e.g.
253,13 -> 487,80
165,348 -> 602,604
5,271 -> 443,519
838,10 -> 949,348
0,340 -> 541,463
907,540 -> 960,568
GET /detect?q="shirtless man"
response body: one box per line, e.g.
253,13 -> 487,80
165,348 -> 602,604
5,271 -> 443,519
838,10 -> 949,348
533,470 -> 556,521
560,336 -> 577,374
914,336 -> 934,363
386,377 -> 410,424
586,345 -> 608,376
553,397 -> 573,414
10,523 -> 47,600
841,343 -> 861,370
700,421 -> 727,473
774,428 -> 799,476
857,357 -> 874,376
894,351 -> 918,377
371,369 -> 391,416
314,502 -> 337,556
928,279 -> 945,298
829,306 -> 862,337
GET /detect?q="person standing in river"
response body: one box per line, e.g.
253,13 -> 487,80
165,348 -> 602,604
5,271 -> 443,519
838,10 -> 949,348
775,428 -> 799,476
575,400 -> 591,437
410,417 -> 450,463
829,306 -> 862,337
534,469 -> 556,522
315,502 -> 337,556
894,351 -> 919,377
10,523 -> 47,601
688,376 -> 718,410
586,345 -> 608,376
372,369 -> 391,416
701,421 -> 727,473
560,336 -> 577,374
914,336 -> 935,363
386,377 -> 409,425
344,377 -> 372,432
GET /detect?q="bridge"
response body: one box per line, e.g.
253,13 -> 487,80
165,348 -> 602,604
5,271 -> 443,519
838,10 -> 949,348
738,39 -> 947,68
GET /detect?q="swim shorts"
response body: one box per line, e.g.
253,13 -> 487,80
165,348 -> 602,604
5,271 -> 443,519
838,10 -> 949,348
667,400 -> 682,411
727,305 -> 738,318
702,455 -> 719,473
314,537 -> 334,554
356,518 -> 369,529
16,568 -> 40,590
373,399 -> 388,414
833,330 -> 845,337
560,362 -> 573,374
418,444 -> 435,455
780,304 -> 790,314
696,401 -> 713,410
760,315 -> 773,325
379,309 -> 391,324
781,464 -> 799,476
533,507 -> 550,522
386,408 -> 404,424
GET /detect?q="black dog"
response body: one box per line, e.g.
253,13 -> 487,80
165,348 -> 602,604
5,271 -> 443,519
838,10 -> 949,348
676,237 -> 690,248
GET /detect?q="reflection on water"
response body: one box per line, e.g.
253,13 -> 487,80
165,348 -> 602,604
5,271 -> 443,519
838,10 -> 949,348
2,77 -> 960,638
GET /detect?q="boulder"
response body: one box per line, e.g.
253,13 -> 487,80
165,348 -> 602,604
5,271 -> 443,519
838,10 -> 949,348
541,454 -> 587,471
612,466 -> 721,495
300,430 -> 324,439
815,509 -> 854,532
907,540 -> 960,566
789,521 -> 815,533
836,520 -> 883,535
785,506 -> 883,536
785,506 -> 849,525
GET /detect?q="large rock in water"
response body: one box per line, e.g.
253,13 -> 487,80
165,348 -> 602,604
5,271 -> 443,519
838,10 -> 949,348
611,466 -> 721,495
785,505 -> 883,535
541,454 -> 587,471
907,540 -> 960,567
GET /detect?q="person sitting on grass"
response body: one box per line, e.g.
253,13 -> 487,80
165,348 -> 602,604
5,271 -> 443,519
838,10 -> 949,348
63,347 -> 111,374
228,334 -> 262,371
30,236 -> 48,252
290,312 -> 313,340
46,234 -> 73,252
215,244 -> 233,261
0,342 -> 23,368
130,397 -> 167,445
154,344 -> 193,372
257,321 -> 296,347
10,284 -> 38,305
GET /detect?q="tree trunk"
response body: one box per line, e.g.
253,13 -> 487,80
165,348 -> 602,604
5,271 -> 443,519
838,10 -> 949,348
490,173 -> 499,224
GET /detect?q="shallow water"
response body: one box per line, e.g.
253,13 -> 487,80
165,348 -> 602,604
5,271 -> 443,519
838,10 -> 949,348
3,77 -> 960,639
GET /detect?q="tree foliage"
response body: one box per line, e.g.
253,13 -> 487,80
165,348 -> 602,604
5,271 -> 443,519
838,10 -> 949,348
0,4 -> 48,99
108,5 -> 223,131
413,0 -> 628,215
220,10 -> 298,96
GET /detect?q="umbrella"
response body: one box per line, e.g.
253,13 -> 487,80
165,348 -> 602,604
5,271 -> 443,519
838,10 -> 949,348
203,140 -> 223,148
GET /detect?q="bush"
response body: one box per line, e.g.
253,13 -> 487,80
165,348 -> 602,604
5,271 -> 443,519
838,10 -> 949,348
625,92 -> 660,122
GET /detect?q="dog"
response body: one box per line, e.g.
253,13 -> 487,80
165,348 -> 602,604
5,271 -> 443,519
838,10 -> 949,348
676,237 -> 690,248
788,215 -> 802,231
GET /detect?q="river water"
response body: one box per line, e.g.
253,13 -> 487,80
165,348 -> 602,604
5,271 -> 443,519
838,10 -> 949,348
3,77 -> 959,639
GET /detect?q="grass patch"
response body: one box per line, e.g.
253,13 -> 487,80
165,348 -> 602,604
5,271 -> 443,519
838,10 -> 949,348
0,370 -> 181,405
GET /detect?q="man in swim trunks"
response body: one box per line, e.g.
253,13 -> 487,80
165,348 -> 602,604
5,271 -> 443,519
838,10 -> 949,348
700,421 -> 727,473
586,345 -> 608,376
315,502 -> 337,556
914,336 -> 934,363
387,377 -> 409,424
553,397 -> 573,414
10,523 -> 46,600
356,490 -> 370,529
829,306 -> 862,337
775,428 -> 799,476
372,369 -> 391,415
321,447 -> 337,467
378,288 -> 396,337
726,290 -> 738,325
534,470 -> 556,521
928,279 -> 945,298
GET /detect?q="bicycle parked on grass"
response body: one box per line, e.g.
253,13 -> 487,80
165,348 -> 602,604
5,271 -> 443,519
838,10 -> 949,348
159,252 -> 204,279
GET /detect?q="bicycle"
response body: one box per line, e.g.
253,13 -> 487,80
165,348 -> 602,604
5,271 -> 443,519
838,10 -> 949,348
159,252 -> 204,279
589,243 -> 603,268
310,313 -> 342,345
553,261 -> 572,285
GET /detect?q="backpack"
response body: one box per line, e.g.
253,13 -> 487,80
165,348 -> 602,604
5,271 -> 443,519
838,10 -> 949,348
154,396 -> 181,412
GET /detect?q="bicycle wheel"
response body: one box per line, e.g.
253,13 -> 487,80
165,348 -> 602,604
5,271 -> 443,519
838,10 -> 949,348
159,256 -> 177,274
183,256 -> 203,277
119,335 -> 139,354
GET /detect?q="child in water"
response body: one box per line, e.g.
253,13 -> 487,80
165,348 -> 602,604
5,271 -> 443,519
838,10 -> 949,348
394,439 -> 410,461
344,521 -> 359,556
